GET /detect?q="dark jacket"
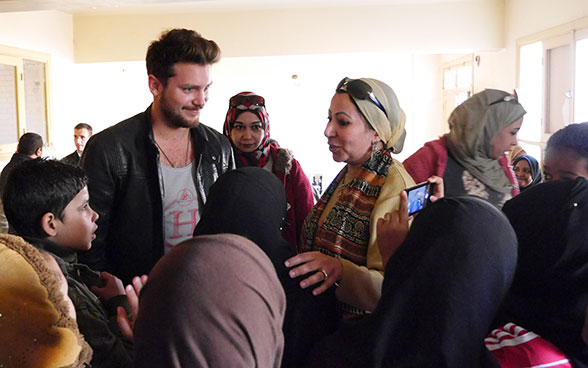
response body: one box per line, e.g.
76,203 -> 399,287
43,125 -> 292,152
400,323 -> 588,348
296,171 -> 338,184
0,152 -> 31,196
0,153 -> 32,234
24,236 -> 133,368
80,106 -> 235,283
61,151 -> 81,166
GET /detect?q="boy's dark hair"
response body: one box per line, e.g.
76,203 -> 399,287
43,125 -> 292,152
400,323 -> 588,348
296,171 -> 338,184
2,158 -> 87,238
546,122 -> 588,170
74,123 -> 93,134
17,132 -> 43,156
146,28 -> 221,86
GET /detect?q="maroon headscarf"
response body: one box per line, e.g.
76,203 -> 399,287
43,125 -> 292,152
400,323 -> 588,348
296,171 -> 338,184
223,91 -> 280,168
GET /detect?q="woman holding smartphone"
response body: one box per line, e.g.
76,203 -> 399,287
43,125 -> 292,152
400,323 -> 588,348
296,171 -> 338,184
285,77 -> 416,317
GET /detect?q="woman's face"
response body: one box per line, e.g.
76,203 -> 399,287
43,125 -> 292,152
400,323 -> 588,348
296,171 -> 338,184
543,148 -> 588,182
230,111 -> 265,152
325,93 -> 378,167
491,118 -> 523,159
514,159 -> 533,188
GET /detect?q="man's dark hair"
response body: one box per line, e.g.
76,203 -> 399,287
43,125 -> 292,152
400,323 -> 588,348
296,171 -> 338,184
17,132 -> 43,156
74,123 -> 93,134
546,122 -> 588,170
146,28 -> 221,85
3,158 -> 87,238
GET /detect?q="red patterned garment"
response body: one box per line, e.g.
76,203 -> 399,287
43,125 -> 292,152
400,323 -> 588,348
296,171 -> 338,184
485,323 -> 572,368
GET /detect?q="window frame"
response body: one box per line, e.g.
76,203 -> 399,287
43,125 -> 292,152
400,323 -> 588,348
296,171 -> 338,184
515,16 -> 588,155
0,45 -> 51,162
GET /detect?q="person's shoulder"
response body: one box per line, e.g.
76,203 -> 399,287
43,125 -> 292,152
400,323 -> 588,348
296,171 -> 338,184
387,158 -> 416,187
61,152 -> 79,165
193,123 -> 231,147
86,110 -> 150,149
274,147 -> 294,174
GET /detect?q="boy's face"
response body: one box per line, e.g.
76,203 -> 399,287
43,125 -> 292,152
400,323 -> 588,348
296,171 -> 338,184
52,186 -> 98,251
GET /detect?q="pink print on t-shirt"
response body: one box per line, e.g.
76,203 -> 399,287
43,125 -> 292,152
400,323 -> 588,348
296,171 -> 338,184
163,188 -> 200,249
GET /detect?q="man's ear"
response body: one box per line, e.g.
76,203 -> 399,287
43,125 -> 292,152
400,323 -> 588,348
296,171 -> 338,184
148,74 -> 163,97
34,147 -> 43,158
41,212 -> 59,237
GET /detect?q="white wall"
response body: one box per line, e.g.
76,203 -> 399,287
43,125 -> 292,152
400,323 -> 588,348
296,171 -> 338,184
73,1 -> 504,62
474,0 -> 588,92
68,52 -> 442,187
0,10 -> 75,166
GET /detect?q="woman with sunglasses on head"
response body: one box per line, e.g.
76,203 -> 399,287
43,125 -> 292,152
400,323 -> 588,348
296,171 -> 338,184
223,92 -> 315,251
285,78 -> 416,317
403,89 -> 526,209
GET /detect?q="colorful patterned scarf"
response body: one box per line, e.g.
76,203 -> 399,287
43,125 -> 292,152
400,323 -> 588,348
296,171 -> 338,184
301,149 -> 392,269
223,91 -> 277,168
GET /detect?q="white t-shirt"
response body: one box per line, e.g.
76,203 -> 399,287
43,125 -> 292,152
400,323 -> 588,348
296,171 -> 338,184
161,161 -> 200,254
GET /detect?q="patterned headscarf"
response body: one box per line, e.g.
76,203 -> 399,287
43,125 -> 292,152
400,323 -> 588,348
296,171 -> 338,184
223,92 -> 279,168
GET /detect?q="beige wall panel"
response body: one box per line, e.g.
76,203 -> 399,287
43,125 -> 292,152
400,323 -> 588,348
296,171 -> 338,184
74,1 -> 504,63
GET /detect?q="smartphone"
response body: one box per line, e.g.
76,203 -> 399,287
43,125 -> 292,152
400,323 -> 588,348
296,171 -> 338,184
405,181 -> 433,216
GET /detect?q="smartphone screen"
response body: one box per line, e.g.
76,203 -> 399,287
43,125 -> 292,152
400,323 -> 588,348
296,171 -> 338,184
405,182 -> 433,215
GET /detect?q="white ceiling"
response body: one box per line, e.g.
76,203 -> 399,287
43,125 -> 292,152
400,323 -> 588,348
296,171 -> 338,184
0,0 -> 477,14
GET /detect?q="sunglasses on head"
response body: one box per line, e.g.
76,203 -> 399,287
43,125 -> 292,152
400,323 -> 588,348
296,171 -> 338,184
489,91 -> 519,106
229,94 -> 265,109
337,77 -> 387,118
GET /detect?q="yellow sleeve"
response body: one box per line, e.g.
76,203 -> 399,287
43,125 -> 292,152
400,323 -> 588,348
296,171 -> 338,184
335,160 -> 416,311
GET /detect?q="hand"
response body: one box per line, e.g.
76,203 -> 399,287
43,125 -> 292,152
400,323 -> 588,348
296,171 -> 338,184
427,175 -> 444,202
285,252 -> 342,296
91,271 -> 125,301
117,274 -> 148,342
377,190 -> 410,268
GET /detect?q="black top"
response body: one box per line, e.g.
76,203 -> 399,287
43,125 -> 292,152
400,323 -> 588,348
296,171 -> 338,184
194,167 -> 339,368
61,151 -> 81,167
499,178 -> 588,367
309,196 -> 517,368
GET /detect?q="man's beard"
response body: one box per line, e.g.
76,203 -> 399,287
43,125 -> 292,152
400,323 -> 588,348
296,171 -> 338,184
160,94 -> 201,129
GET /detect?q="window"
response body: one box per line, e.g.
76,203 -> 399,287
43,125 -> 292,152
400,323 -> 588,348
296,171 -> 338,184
441,55 -> 474,133
0,46 -> 51,162
517,16 -> 588,159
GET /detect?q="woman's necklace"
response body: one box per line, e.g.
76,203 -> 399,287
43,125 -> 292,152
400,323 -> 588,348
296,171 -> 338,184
154,134 -> 191,168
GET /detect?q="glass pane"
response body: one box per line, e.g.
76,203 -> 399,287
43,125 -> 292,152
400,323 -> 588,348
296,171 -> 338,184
444,69 -> 456,89
575,38 -> 588,123
456,65 -> 472,88
518,41 -> 543,142
0,63 -> 18,145
23,59 -> 47,142
456,91 -> 470,106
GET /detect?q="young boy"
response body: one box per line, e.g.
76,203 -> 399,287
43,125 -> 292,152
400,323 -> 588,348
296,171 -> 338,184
544,122 -> 588,182
2,158 -> 133,368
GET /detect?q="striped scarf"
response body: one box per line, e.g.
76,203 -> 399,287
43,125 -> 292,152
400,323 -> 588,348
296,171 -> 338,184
300,149 -> 392,316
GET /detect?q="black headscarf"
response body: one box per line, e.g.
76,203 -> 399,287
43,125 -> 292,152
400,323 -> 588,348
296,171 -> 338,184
513,154 -> 542,191
194,167 -> 339,367
309,196 -> 517,368
499,178 -> 588,366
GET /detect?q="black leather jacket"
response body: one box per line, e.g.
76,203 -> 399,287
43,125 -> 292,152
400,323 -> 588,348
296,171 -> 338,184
80,106 -> 235,283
